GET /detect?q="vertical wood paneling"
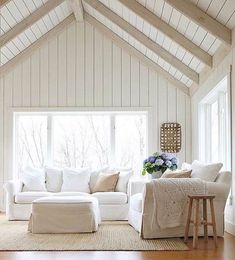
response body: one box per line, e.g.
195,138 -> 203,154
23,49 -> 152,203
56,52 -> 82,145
103,37 -> 112,106
140,63 -> 149,106
94,29 -> 103,107
148,69 -> 158,153
177,90 -> 186,165
185,96 -> 191,162
30,51 -> 40,107
12,66 -> 22,107
40,44 -> 49,107
167,83 -> 177,121
48,38 -> 58,107
58,30 -> 67,107
158,76 -> 168,124
112,44 -> 122,107
76,22 -> 85,106
122,51 -> 131,107
22,58 -> 31,107
85,22 -> 94,106
67,22 -> 76,107
130,56 -> 139,107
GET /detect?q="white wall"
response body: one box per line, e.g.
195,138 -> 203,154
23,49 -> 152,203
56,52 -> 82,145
191,45 -> 235,234
0,20 -> 191,211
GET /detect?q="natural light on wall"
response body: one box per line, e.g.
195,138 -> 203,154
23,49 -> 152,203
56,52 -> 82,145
14,112 -> 147,177
199,76 -> 231,170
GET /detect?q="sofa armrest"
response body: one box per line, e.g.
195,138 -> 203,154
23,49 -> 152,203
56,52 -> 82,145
4,180 -> 23,204
206,182 -> 231,201
128,179 -> 149,197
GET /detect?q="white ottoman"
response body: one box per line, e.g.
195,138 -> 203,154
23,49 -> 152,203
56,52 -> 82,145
28,196 -> 101,234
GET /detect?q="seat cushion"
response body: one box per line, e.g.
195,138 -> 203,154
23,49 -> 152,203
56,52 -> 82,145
53,192 -> 90,197
92,192 -> 127,204
15,192 -> 53,204
130,193 -> 143,212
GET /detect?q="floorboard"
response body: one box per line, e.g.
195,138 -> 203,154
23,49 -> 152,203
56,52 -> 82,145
0,232 -> 234,260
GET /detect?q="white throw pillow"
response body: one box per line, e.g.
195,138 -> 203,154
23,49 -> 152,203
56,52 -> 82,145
191,160 -> 223,182
22,167 -> 46,192
115,171 -> 133,193
61,168 -> 91,193
181,162 -> 192,171
45,167 -> 63,192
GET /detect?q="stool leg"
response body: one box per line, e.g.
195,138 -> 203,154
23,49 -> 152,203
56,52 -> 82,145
203,198 -> 208,242
193,199 -> 200,249
184,198 -> 193,243
209,198 -> 218,248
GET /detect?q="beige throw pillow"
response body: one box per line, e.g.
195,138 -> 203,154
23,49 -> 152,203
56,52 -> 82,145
161,170 -> 192,179
92,172 -> 120,193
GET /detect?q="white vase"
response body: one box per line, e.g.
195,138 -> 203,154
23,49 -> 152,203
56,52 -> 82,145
150,171 -> 162,179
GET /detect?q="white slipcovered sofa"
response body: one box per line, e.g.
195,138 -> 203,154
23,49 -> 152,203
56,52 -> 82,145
4,167 -> 132,221
128,170 -> 231,238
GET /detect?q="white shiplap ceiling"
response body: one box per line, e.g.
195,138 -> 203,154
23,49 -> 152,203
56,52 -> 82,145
0,0 -> 235,90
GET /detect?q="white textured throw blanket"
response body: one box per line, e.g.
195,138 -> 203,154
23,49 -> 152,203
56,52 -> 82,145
152,178 -> 206,229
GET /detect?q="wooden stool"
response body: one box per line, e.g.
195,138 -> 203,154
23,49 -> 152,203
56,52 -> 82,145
184,195 -> 217,249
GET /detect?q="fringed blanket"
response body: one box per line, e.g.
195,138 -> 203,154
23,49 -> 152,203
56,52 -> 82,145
151,178 -> 206,229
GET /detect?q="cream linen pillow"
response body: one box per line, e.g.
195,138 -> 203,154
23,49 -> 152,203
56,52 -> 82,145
92,172 -> 120,193
191,160 -> 223,182
161,169 -> 192,178
45,167 -> 63,192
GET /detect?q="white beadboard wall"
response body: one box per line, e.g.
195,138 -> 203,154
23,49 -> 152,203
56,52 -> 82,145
0,20 -> 191,211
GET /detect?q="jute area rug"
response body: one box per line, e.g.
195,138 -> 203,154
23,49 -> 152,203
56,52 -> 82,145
0,218 -> 188,251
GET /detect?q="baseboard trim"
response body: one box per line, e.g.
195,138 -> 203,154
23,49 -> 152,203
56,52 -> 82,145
225,221 -> 235,236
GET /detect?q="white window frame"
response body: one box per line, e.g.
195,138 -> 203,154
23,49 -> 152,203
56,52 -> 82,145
13,109 -> 149,177
199,76 -> 231,170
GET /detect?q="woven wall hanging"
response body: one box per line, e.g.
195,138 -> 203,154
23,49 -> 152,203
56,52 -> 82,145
160,123 -> 181,153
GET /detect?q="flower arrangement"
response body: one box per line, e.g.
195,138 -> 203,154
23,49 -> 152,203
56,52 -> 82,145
142,152 -> 178,176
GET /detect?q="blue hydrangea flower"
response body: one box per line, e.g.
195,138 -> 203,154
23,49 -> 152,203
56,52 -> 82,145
148,156 -> 156,163
165,160 -> 172,168
143,159 -> 148,165
171,157 -> 178,165
161,153 -> 167,160
155,158 -> 164,166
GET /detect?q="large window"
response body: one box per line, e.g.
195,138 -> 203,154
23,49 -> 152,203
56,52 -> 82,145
14,112 -> 147,176
199,76 -> 231,170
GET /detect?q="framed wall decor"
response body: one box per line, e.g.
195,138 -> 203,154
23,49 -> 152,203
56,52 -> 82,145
160,123 -> 181,153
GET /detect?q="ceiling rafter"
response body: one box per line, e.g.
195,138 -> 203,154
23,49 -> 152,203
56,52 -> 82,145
118,0 -> 212,67
85,13 -> 189,95
164,0 -> 231,46
68,0 -> 84,22
84,0 -> 199,84
0,14 -> 75,75
0,0 -> 64,48
0,0 -> 10,8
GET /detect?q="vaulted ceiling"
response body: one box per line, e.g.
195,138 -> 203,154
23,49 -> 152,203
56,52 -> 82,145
0,0 -> 235,91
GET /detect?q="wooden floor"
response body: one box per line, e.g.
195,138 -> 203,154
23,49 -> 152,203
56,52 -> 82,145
0,232 -> 234,260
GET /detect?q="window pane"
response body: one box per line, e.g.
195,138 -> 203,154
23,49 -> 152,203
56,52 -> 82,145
115,115 -> 147,174
211,101 -> 219,162
16,116 -> 47,173
53,115 -> 111,169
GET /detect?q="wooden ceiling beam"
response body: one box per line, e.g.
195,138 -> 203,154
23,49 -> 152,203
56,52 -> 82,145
0,0 -> 10,8
118,0 -> 212,67
84,0 -> 199,84
165,0 -> 231,46
0,14 -> 75,75
85,13 -> 189,95
0,0 -> 64,48
68,0 -> 84,22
